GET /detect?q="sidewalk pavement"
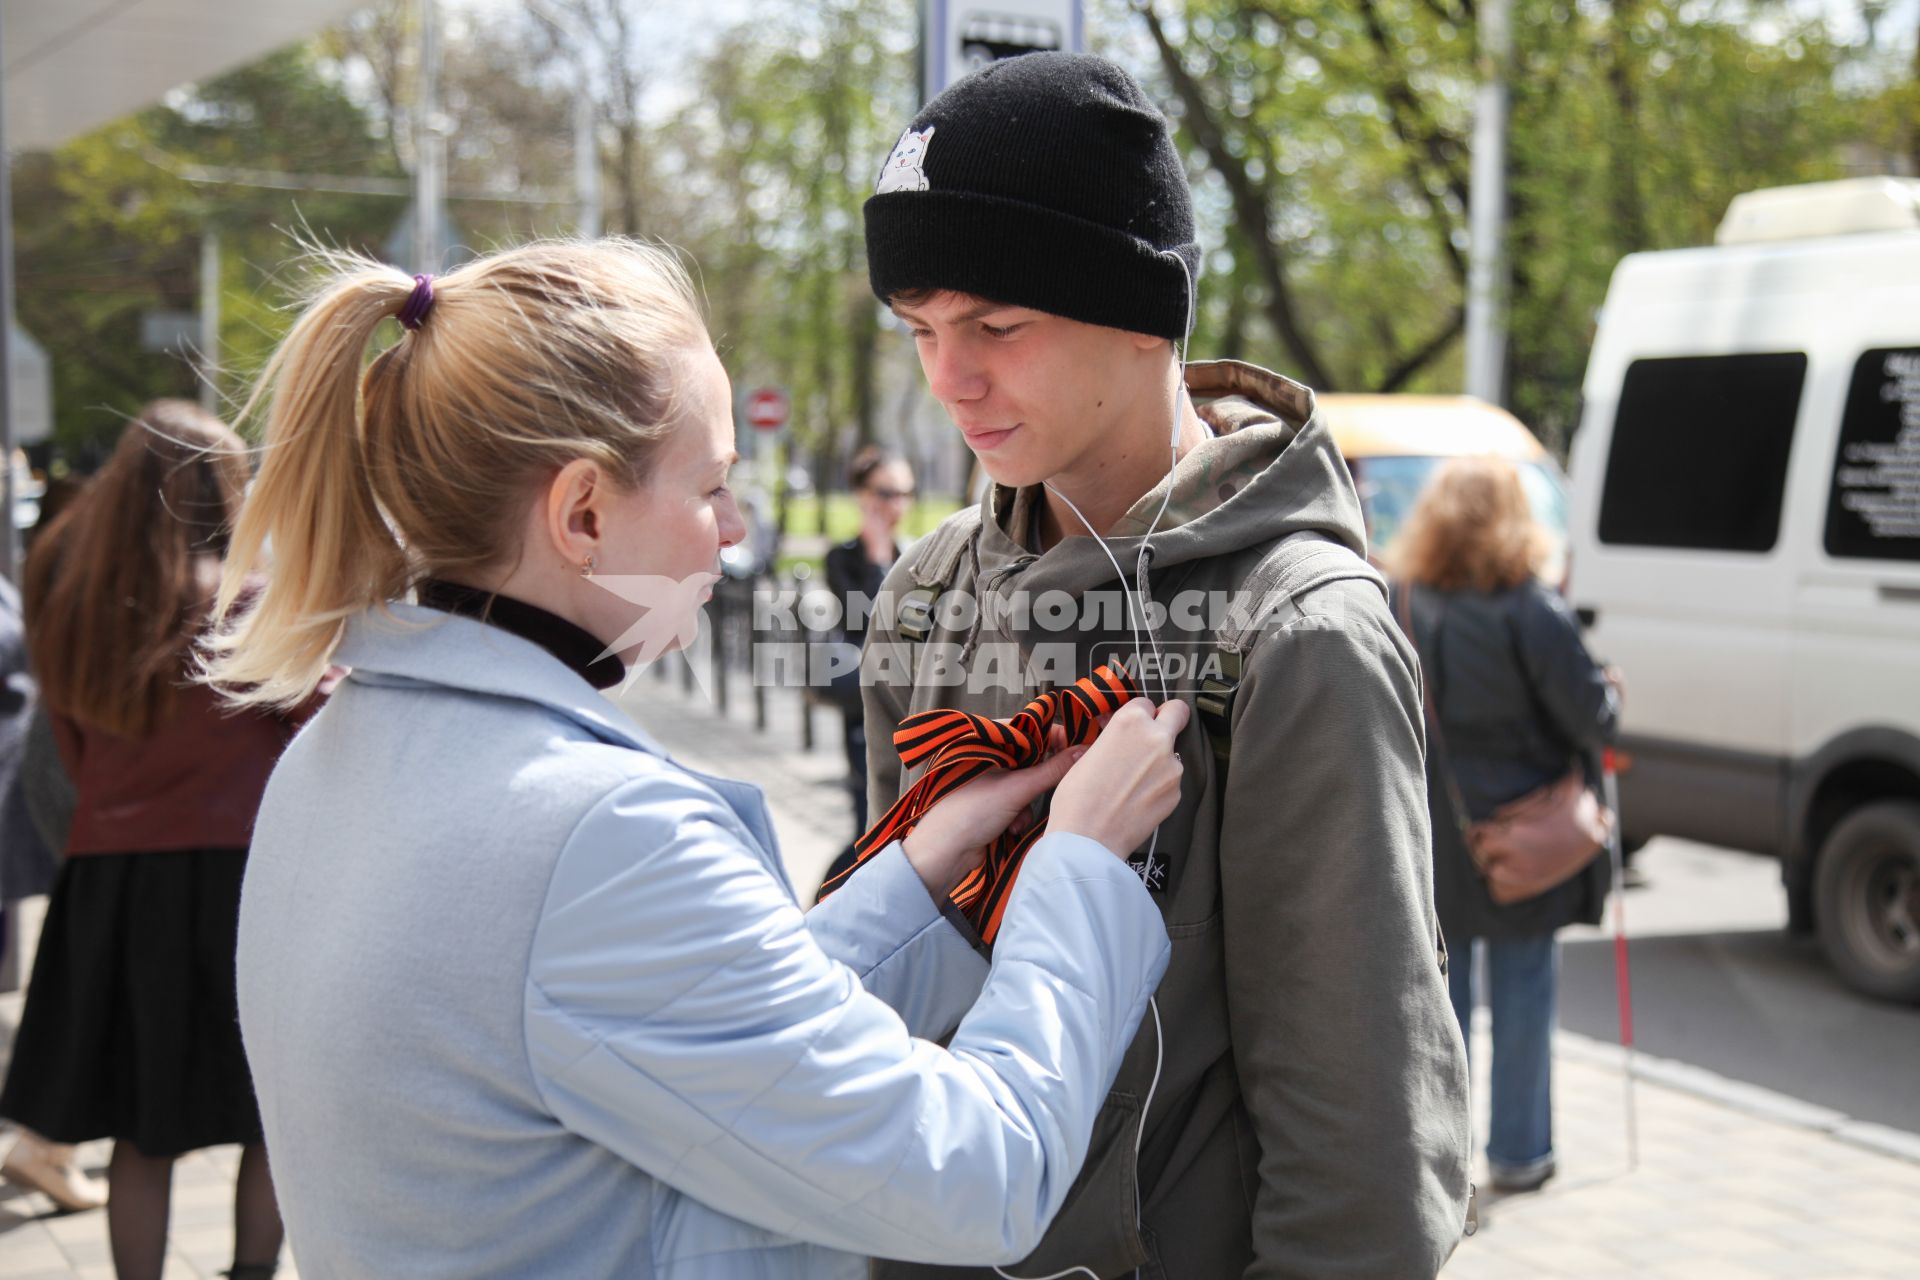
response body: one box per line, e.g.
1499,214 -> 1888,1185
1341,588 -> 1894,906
4,669 -> 1917,1277
1446,1028 -> 1920,1279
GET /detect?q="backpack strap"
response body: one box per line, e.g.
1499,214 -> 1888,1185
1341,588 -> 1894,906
895,506 -> 984,642
891,512 -> 1382,775
1194,532 -> 1386,770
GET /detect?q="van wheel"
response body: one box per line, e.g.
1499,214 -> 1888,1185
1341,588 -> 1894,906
1815,801 -> 1920,1004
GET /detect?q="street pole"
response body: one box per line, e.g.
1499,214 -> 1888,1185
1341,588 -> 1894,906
710,590 -> 728,714
415,0 -> 446,274
0,15 -> 17,585
1603,752 -> 1640,1172
199,231 -> 221,413
0,27 -> 15,994
1465,0 -> 1511,405
574,80 -> 600,239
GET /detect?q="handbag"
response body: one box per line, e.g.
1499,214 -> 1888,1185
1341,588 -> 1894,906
1395,585 -> 1613,905
1466,768 -> 1612,904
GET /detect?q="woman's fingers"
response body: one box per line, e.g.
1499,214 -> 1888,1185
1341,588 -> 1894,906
911,693 -> 1187,884
1047,696 -> 1193,856
1152,697 -> 1191,736
998,744 -> 1082,806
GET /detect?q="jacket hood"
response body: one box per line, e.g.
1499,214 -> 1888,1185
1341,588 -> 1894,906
974,358 -> 1367,596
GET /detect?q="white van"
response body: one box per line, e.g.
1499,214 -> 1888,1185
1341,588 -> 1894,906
1566,177 -> 1920,1003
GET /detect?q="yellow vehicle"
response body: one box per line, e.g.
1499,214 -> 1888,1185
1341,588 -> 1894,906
961,392 -> 1567,578
1318,394 -> 1569,584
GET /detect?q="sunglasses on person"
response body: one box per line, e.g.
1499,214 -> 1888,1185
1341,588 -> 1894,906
867,486 -> 916,501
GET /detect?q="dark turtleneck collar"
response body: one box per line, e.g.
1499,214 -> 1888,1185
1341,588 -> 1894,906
416,580 -> 625,691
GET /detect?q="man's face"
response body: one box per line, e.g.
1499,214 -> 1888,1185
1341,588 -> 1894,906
891,292 -> 1164,489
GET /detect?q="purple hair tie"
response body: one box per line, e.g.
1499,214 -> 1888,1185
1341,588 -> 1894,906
397,273 -> 436,331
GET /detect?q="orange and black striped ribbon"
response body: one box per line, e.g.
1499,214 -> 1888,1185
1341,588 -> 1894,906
815,664 -> 1139,947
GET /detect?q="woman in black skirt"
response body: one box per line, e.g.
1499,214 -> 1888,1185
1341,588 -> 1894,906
0,401 -> 302,1280
819,446 -> 914,885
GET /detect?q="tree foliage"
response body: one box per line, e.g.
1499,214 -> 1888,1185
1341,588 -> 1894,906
12,0 -> 1910,465
13,47 -> 403,453
1119,0 -> 1882,445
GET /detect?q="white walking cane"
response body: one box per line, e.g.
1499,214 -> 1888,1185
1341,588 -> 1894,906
1602,748 -> 1639,1173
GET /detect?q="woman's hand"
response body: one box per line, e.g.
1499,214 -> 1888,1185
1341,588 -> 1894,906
900,700 -> 1191,898
900,726 -> 1079,898
1049,698 -> 1190,857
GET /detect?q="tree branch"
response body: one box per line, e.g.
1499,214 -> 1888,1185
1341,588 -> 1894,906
1135,0 -> 1332,388
1351,0 -> 1466,226
1605,0 -> 1649,248
1374,306 -> 1466,393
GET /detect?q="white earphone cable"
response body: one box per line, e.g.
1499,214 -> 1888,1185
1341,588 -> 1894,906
994,255 -> 1191,1280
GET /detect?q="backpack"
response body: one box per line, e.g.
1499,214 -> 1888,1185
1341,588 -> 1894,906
889,508 -> 1386,767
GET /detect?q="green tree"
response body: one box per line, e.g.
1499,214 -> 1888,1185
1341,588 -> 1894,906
1502,0 -> 1863,441
12,45 -> 404,453
1119,0 -> 1872,448
660,0 -> 918,529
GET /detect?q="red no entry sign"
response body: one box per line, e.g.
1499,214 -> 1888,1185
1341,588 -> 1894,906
746,387 -> 789,431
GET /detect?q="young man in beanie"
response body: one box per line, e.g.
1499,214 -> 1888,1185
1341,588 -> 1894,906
851,53 -> 1471,1278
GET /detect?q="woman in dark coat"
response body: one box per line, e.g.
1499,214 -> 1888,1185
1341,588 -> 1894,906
1392,457 -> 1620,1194
823,447 -> 915,843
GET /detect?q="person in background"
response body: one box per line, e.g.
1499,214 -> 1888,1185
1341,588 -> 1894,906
825,447 -> 915,845
1391,456 -> 1621,1194
209,240 -> 1183,1277
0,401 -> 295,1280
14,703 -> 73,874
0,572 -> 103,1214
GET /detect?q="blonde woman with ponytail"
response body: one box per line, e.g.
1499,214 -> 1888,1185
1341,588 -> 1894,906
214,240 -> 1186,1279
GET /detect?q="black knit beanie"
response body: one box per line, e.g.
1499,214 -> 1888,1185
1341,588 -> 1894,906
863,52 -> 1199,341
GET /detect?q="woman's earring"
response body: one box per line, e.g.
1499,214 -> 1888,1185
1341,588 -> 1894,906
580,554 -> 597,578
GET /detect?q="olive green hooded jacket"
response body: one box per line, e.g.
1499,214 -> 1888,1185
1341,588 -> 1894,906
859,360 -> 1471,1279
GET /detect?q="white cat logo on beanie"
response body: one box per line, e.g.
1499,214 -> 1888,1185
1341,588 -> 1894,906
875,126 -> 935,195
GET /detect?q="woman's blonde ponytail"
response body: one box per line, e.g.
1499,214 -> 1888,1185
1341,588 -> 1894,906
205,268 -> 415,707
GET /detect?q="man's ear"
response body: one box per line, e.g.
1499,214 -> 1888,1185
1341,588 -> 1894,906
1131,330 -> 1171,353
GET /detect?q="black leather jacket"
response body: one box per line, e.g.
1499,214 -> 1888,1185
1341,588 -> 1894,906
1397,577 -> 1620,939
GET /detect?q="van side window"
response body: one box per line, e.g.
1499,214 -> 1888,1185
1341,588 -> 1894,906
1825,346 -> 1920,562
1598,353 -> 1806,553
